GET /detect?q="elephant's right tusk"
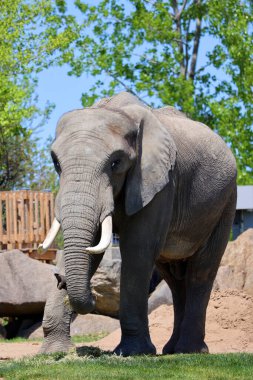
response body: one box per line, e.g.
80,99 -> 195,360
85,215 -> 112,254
38,218 -> 61,254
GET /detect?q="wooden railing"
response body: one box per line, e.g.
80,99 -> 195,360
0,190 -> 55,254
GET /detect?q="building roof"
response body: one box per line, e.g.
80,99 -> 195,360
237,186 -> 253,210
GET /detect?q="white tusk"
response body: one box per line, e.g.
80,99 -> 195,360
38,218 -> 61,254
85,215 -> 112,254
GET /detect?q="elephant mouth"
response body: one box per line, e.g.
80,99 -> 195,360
39,215 -> 112,254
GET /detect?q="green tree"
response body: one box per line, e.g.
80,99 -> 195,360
57,0 -> 253,184
26,137 -> 59,194
0,0 -> 78,190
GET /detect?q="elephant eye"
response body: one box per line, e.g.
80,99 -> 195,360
51,151 -> 61,175
111,159 -> 121,171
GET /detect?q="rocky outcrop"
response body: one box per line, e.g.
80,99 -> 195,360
214,229 -> 253,295
0,250 -> 55,316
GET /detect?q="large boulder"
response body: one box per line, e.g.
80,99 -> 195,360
0,250 -> 55,316
0,248 -> 121,318
148,280 -> 173,313
214,229 -> 253,295
91,256 -> 121,318
70,313 -> 120,336
18,313 -> 120,339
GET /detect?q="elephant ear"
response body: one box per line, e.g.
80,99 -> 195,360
122,104 -> 177,216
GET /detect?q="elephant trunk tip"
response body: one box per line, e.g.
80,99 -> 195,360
69,295 -> 96,315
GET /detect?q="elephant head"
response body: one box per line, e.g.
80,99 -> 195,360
41,92 -> 177,314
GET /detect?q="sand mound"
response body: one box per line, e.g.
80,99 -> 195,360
92,290 -> 253,354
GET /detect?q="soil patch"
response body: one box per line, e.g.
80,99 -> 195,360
92,290 -> 253,354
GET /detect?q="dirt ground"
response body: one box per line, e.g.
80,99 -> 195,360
1,289 -> 253,360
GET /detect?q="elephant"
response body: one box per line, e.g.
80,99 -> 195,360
40,91 -> 237,356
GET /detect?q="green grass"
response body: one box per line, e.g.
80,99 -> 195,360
0,333 -> 107,344
0,337 -> 42,343
0,350 -> 252,380
72,332 -> 108,343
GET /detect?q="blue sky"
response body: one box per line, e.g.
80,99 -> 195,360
36,66 -> 95,142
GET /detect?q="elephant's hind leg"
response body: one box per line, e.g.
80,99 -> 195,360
161,191 -> 236,354
156,260 -> 187,354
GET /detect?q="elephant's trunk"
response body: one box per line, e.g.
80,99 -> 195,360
61,180 -> 106,315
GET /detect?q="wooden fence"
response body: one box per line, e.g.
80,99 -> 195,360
0,191 -> 55,259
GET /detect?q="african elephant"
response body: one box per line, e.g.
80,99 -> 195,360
40,92 -> 236,356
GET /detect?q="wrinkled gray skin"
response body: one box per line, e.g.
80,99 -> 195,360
41,92 -> 236,356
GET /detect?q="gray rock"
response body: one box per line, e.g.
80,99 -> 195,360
91,258 -> 121,317
148,280 -> 173,313
0,250 -> 55,316
214,229 -> 253,295
18,320 -> 42,338
21,314 -> 119,339
70,313 -> 120,336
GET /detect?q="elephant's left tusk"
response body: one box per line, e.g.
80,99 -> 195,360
85,215 -> 112,254
38,218 -> 61,254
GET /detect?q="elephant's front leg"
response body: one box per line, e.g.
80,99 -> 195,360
40,251 -> 75,354
114,186 -> 173,356
40,251 -> 104,354
40,284 -> 75,354
114,239 -> 156,356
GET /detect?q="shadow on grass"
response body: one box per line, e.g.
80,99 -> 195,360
76,345 -> 113,358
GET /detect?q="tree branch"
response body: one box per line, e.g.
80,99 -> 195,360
172,0 -> 186,76
143,0 -> 157,5
175,0 -> 188,21
189,1 -> 202,80
105,70 -> 150,106
184,18 -> 191,79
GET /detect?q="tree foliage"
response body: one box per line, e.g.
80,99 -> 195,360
1,0 -> 252,189
0,0 -> 78,190
58,0 -> 252,184
26,137 -> 59,194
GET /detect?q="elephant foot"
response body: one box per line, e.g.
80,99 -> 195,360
175,340 -> 209,354
39,337 -> 75,354
162,334 -> 179,355
163,337 -> 209,355
113,334 -> 156,356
